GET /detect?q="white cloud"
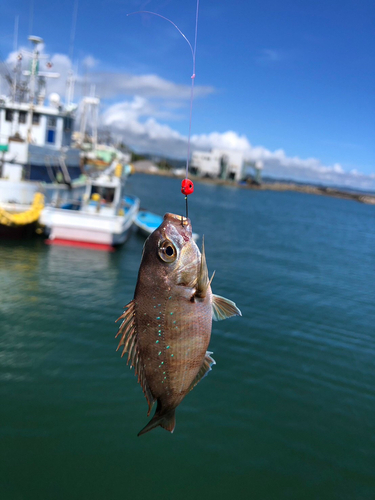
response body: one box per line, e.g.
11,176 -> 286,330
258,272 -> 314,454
2,45 -> 213,103
47,53 -> 73,96
191,131 -> 251,151
102,98 -> 375,191
82,55 -> 99,69
2,46 -> 374,191
101,98 -> 187,157
2,47 -> 72,98
87,72 -> 214,100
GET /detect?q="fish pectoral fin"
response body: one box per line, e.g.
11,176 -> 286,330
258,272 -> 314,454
188,351 -> 216,392
195,236 -> 209,299
212,294 -> 242,321
115,300 -> 155,415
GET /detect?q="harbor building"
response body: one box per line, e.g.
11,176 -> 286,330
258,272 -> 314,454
191,149 -> 244,181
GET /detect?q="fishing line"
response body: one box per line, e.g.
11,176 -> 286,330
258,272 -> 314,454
128,0 -> 200,221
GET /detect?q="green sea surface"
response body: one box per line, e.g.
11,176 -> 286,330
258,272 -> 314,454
1,173 -> 374,499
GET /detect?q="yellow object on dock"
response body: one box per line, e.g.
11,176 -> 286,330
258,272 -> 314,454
0,192 -> 45,226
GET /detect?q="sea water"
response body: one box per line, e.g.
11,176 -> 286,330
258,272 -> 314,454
1,173 -> 374,499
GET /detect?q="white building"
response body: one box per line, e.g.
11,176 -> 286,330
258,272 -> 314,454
191,149 -> 244,181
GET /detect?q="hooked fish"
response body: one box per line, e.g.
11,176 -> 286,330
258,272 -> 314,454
115,213 -> 241,436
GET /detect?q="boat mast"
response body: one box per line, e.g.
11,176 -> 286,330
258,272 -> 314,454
23,36 -> 59,143
25,36 -> 42,143
12,16 -> 19,102
66,0 -> 79,106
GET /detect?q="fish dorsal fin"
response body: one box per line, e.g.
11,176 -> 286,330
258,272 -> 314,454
115,300 -> 155,415
196,236 -> 209,298
212,294 -> 242,321
188,351 -> 216,392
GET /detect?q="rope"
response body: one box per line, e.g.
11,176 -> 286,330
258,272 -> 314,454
0,192 -> 44,226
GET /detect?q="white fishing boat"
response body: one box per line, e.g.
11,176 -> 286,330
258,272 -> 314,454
135,209 -> 199,241
0,35 -> 87,238
0,36 -> 82,183
0,145 -> 87,238
0,144 -> 86,239
40,162 -> 139,250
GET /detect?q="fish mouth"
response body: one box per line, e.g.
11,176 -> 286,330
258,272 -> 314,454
163,213 -> 190,227
163,213 -> 192,240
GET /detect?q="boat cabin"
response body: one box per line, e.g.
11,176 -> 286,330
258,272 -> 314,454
83,172 -> 125,216
0,96 -> 75,149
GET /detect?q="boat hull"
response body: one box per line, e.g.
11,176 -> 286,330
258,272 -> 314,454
0,221 -> 39,239
40,196 -> 140,249
46,220 -> 134,245
45,238 -> 116,252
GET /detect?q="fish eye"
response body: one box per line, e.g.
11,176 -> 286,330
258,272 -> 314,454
165,245 -> 174,256
158,240 -> 177,263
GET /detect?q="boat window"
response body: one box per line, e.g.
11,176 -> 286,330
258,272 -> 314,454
32,113 -> 40,125
19,111 -> 27,124
91,186 -> 115,203
64,117 -> 72,132
46,116 -> 56,144
5,109 -> 13,122
48,117 -> 57,127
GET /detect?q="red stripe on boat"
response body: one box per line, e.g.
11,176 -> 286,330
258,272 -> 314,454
45,239 -> 115,252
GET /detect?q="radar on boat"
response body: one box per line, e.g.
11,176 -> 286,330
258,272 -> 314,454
49,93 -> 61,108
28,36 -> 44,45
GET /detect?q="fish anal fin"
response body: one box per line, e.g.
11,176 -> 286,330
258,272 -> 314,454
188,351 -> 216,392
138,402 -> 176,436
212,294 -> 242,321
115,299 -> 155,413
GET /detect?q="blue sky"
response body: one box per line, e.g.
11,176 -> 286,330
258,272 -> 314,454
1,0 -> 374,190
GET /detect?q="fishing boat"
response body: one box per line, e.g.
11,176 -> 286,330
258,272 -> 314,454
135,209 -> 199,241
0,35 -> 96,238
40,162 -> 140,251
0,142 -> 87,239
0,35 -> 82,183
74,96 -> 132,174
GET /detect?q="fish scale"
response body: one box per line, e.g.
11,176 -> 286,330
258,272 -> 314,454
115,213 -> 241,435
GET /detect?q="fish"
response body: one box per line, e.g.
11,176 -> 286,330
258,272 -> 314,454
115,213 -> 241,436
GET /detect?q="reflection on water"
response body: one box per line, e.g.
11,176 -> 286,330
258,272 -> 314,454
0,246 -> 42,314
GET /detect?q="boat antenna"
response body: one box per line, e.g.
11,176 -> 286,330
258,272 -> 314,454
66,0 -> 79,105
127,0 -> 200,221
14,15 -> 19,53
69,0 -> 79,62
29,0 -> 34,38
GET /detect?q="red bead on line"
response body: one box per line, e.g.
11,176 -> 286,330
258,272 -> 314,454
181,178 -> 194,196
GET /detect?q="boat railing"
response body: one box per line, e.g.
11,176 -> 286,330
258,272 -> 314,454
42,182 -> 86,208
44,156 -> 57,183
59,155 -> 72,184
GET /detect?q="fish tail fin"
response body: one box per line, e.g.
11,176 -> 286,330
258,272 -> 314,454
137,402 -> 176,436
